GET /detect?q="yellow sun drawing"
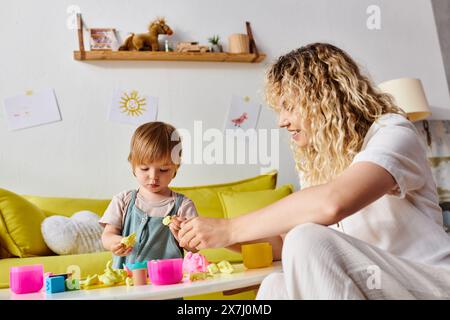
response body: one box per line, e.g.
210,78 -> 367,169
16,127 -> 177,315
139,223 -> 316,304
119,90 -> 147,117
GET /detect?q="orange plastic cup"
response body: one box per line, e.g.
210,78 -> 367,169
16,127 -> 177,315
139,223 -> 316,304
132,268 -> 148,286
242,242 -> 273,269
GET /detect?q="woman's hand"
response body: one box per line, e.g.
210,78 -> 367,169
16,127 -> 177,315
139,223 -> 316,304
178,217 -> 233,250
169,216 -> 185,241
111,241 -> 133,257
171,216 -> 198,252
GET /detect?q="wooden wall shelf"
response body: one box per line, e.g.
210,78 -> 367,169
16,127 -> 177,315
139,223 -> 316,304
74,14 -> 265,63
73,51 -> 266,63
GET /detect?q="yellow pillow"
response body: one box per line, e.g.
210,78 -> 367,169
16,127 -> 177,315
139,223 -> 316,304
172,170 -> 278,263
0,188 -> 53,257
23,195 -> 110,217
171,170 -> 278,219
218,184 -> 294,219
214,184 -> 293,262
219,184 -> 293,261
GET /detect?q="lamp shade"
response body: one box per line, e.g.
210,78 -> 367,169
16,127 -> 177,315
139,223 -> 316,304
378,78 -> 431,122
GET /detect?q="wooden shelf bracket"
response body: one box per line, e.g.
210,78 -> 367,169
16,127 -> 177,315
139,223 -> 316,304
77,13 -> 85,60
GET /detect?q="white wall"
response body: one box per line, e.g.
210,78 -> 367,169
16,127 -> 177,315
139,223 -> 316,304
1,0 -> 449,198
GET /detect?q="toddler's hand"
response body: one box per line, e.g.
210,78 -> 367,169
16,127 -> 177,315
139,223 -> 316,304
111,240 -> 133,257
169,216 -> 186,241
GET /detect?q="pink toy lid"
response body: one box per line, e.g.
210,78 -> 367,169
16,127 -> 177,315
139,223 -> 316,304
150,258 -> 183,264
10,264 -> 43,273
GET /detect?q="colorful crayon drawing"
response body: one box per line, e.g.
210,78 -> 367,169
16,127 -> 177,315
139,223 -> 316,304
231,112 -> 248,127
119,90 -> 147,117
109,89 -> 158,126
225,95 -> 261,131
3,88 -> 61,131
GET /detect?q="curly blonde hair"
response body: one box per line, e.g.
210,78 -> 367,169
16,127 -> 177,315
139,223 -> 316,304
265,43 -> 406,186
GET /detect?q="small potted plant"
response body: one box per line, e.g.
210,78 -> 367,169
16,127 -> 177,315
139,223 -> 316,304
208,35 -> 223,52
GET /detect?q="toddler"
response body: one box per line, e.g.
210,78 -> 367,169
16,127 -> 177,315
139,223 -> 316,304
100,122 -> 198,269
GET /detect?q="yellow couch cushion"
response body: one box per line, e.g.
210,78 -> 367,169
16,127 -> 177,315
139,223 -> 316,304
207,185 -> 293,263
0,188 -> 53,258
22,195 -> 110,217
171,170 -> 278,218
219,184 -> 294,219
172,170 -> 278,263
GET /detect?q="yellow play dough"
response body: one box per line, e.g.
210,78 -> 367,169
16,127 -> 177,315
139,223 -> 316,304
98,273 -> 116,285
184,261 -> 233,281
162,215 -> 172,226
126,277 -> 133,287
189,272 -> 208,281
207,263 -> 219,275
121,232 -> 136,248
80,274 -> 99,287
82,260 -> 129,288
217,260 -> 234,274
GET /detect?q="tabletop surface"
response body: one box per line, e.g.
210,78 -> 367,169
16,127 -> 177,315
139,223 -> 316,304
0,262 -> 282,300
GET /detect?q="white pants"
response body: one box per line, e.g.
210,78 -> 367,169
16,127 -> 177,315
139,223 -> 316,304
256,223 -> 450,299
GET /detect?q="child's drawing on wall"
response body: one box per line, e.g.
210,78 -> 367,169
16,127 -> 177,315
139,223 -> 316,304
119,90 -> 147,117
231,112 -> 248,127
3,88 -> 61,131
225,95 -> 261,131
109,89 -> 158,125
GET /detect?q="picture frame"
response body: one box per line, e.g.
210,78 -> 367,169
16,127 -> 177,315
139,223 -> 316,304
89,28 -> 118,51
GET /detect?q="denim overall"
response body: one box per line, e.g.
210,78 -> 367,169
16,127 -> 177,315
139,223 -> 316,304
112,190 -> 184,269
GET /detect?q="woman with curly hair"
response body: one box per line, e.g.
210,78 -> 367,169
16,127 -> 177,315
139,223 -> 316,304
178,43 -> 450,299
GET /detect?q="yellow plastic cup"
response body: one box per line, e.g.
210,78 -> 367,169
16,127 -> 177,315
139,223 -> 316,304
242,242 -> 273,269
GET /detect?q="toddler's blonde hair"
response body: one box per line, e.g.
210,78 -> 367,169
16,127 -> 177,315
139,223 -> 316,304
265,43 -> 406,186
128,122 -> 182,173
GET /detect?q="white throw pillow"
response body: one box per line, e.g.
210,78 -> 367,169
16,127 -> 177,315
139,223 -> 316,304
41,211 -> 105,255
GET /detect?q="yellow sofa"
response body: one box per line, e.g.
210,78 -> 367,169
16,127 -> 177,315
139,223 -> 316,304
0,171 -> 279,299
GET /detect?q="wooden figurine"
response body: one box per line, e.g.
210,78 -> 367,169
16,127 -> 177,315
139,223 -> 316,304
176,42 -> 209,53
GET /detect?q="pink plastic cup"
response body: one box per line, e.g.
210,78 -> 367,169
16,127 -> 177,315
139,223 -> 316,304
148,258 -> 183,285
10,264 -> 44,294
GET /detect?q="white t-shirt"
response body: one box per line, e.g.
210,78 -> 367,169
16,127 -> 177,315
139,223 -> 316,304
334,113 -> 450,266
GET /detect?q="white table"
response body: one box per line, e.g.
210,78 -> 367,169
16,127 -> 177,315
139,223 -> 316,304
0,262 -> 281,300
